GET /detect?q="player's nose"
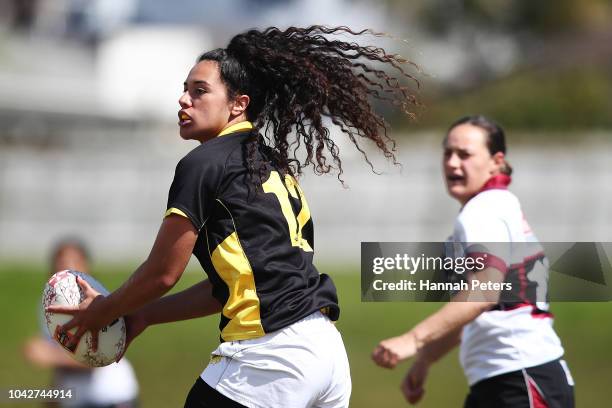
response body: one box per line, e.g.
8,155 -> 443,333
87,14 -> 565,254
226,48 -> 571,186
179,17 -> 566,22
178,92 -> 191,108
445,152 -> 460,169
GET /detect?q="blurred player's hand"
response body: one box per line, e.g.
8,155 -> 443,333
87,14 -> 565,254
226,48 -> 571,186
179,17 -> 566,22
401,357 -> 429,404
372,332 -> 418,369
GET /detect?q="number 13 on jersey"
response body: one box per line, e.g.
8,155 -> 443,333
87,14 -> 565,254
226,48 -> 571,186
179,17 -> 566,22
263,171 -> 313,252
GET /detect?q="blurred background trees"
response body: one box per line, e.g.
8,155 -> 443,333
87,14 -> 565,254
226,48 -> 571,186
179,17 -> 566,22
1,0 -> 610,133
377,0 -> 612,129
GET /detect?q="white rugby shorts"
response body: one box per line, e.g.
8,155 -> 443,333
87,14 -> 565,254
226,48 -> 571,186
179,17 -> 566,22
201,311 -> 351,408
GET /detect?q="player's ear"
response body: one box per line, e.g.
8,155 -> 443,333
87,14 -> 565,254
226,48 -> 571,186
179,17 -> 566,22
230,94 -> 250,117
491,151 -> 505,174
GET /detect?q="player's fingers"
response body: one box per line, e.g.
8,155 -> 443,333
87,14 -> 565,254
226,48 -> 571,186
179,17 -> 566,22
387,350 -> 399,368
65,326 -> 87,350
385,350 -> 397,368
374,344 -> 400,368
372,345 -> 389,367
45,305 -> 79,314
374,349 -> 392,369
76,276 -> 98,297
380,348 -> 397,368
59,316 -> 80,333
371,345 -> 382,362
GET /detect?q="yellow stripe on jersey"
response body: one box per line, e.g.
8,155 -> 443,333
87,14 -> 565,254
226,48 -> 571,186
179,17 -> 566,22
217,121 -> 253,137
287,176 -> 313,252
262,172 -> 313,252
210,201 -> 265,341
211,232 -> 265,341
164,207 -> 189,219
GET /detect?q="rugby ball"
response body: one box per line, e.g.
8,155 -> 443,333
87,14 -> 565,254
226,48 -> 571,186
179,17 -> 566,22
42,270 -> 126,367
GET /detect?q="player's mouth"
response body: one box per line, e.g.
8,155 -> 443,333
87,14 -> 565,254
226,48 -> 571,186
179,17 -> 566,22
178,111 -> 192,127
446,174 -> 465,184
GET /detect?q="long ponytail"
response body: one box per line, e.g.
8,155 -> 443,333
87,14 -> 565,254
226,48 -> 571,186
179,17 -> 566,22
199,25 -> 420,183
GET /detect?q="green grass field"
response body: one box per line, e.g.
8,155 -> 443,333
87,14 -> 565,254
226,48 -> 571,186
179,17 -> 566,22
2,263 -> 610,407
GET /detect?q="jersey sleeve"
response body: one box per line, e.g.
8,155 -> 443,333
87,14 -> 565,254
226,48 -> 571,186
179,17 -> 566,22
166,152 -> 223,230
453,213 -> 511,275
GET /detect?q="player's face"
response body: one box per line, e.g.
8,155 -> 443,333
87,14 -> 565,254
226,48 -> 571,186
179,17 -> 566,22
52,246 -> 88,274
178,60 -> 234,143
443,124 -> 501,205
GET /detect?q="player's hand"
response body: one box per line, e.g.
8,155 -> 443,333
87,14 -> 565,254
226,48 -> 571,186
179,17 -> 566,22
372,332 -> 418,369
116,311 -> 148,362
401,357 -> 429,404
22,337 -> 55,367
45,276 -> 110,352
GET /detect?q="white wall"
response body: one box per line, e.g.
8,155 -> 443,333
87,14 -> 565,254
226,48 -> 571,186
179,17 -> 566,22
1,130 -> 610,265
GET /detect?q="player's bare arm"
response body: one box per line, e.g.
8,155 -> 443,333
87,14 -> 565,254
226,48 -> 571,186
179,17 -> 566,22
136,279 -> 222,326
47,214 -> 197,349
115,280 -> 222,360
418,326 -> 463,365
23,336 -> 91,370
372,302 -> 488,369
106,214 -> 198,314
372,266 -> 503,369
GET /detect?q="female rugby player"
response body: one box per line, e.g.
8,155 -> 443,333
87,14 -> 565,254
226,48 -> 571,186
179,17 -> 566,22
47,26 -> 419,407
372,116 -> 574,408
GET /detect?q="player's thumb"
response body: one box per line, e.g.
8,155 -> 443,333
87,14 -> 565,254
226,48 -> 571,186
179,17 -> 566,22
76,276 -> 97,297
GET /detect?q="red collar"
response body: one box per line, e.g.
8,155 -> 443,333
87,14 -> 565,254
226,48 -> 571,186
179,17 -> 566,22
479,174 -> 511,192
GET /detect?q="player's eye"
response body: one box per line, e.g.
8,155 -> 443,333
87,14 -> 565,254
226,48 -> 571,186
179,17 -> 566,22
195,88 -> 207,95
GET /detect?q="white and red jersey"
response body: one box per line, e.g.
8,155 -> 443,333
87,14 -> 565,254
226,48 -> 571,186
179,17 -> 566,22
448,174 -> 564,386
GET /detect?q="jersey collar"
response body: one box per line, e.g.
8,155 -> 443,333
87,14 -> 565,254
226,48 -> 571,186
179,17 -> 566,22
479,173 -> 512,193
217,121 -> 253,137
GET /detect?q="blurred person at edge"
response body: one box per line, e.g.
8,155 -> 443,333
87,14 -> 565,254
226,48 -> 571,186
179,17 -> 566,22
23,238 -> 139,408
372,116 -> 574,408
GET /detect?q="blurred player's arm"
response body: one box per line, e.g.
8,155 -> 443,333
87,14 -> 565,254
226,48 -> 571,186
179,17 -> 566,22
373,266 -> 502,369
400,327 -> 462,405
417,326 -> 462,364
23,337 -> 90,370
418,266 -> 504,346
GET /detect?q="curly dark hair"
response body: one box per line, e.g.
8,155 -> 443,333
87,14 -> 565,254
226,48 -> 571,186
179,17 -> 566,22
198,25 -> 420,184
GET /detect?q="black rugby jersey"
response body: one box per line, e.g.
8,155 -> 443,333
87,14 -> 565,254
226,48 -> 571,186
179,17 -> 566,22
165,122 -> 339,342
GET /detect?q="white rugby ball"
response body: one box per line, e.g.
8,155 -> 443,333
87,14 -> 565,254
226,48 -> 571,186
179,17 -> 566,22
42,270 -> 126,367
